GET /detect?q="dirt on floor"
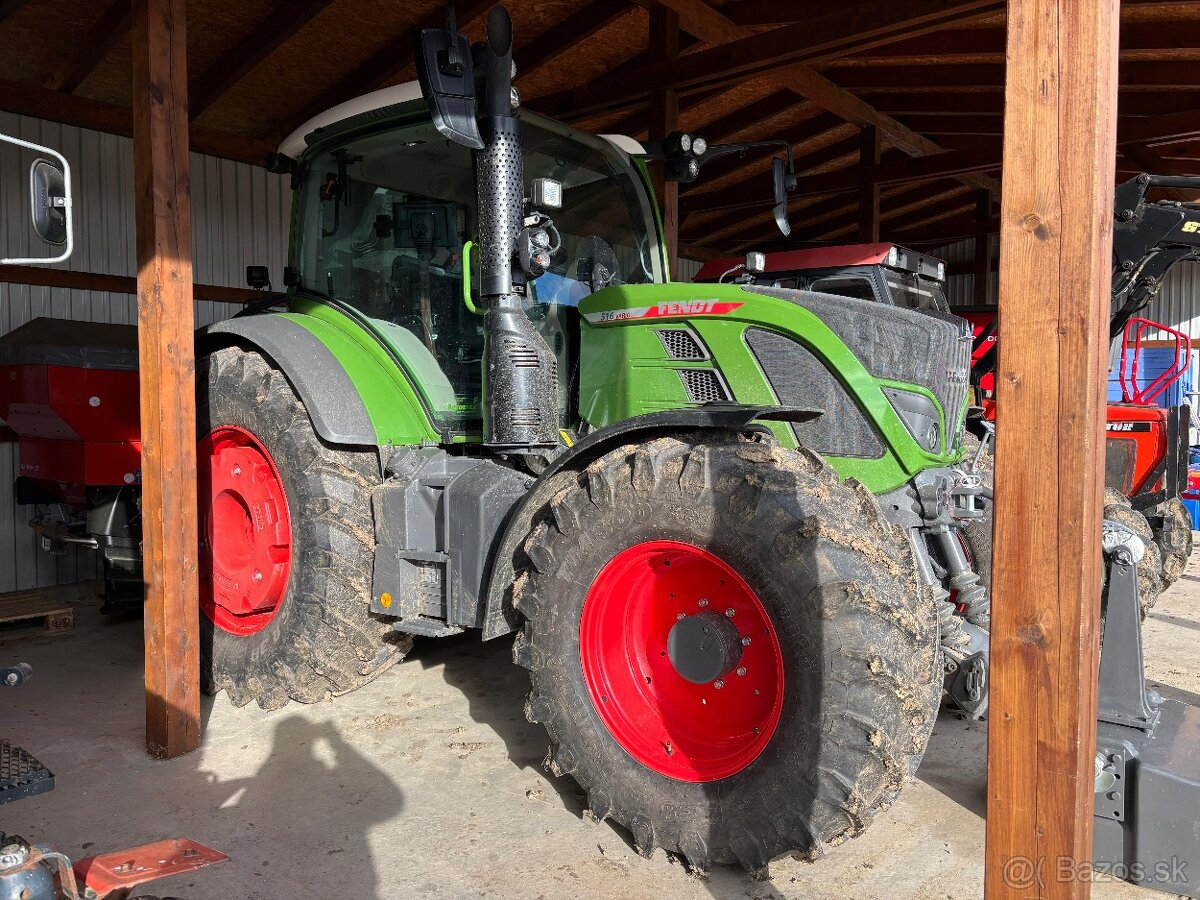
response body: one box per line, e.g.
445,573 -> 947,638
2,552 -> 1199,900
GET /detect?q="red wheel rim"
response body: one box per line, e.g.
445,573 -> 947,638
579,540 -> 784,782
198,425 -> 293,636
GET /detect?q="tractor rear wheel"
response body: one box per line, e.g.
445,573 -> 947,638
1154,497 -> 1194,588
512,433 -> 940,872
197,346 -> 409,709
1103,488 -> 1163,618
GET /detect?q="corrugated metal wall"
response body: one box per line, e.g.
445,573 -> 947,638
938,235 -> 1200,342
676,257 -> 702,282
0,113 -> 290,594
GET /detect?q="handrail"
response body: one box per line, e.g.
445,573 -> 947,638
1119,316 -> 1193,404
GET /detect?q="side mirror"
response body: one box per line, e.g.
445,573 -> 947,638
414,4 -> 483,150
245,265 -> 271,290
0,133 -> 73,265
30,159 -> 68,245
772,157 -> 796,238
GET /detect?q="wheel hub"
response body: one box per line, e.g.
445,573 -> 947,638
579,540 -> 784,782
667,611 -> 743,684
198,425 -> 292,636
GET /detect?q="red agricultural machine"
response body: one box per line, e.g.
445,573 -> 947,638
0,320 -> 143,606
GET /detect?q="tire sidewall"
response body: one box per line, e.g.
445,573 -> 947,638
197,351 -> 379,697
524,439 -> 938,860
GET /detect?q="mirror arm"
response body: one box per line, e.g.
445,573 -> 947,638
0,133 -> 73,266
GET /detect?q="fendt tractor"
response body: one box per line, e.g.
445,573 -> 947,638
0,6 -> 994,871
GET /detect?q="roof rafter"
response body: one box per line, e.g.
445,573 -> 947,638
534,0 -> 1003,122
278,0 -> 493,140
44,0 -> 132,94
190,0 -> 338,120
515,0 -> 630,82
581,0 -> 1001,200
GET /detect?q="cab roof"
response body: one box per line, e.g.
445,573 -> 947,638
693,243 -> 944,282
278,81 -> 645,161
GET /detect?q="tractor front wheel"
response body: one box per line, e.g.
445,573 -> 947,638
1104,488 -> 1163,618
197,347 -> 409,709
513,434 -> 940,872
1154,496 -> 1194,588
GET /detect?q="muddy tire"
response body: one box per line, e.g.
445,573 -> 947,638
1103,488 -> 1162,618
1153,497 -> 1194,588
957,433 -> 993,591
197,346 -> 410,710
512,433 -> 940,872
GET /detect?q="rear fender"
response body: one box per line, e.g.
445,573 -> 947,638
198,313 -> 441,449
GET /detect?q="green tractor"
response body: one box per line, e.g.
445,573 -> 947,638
195,6 -> 987,871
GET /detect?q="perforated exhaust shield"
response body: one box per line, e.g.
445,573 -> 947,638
476,115 -> 559,447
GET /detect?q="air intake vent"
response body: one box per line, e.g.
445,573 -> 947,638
678,369 -> 729,403
657,328 -> 708,360
504,339 -> 541,369
510,407 -> 541,427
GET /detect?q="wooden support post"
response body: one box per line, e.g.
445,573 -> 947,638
132,0 -> 201,760
985,0 -> 1119,897
648,5 -> 679,278
857,125 -> 881,242
972,190 -> 992,305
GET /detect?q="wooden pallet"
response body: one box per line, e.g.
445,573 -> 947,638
0,590 -> 73,633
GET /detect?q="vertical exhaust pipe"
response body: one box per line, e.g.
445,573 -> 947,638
474,6 -> 559,450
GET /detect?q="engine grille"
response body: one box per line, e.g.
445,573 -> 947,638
678,369 -> 729,403
657,328 -> 708,360
744,285 -> 972,443
745,328 -> 883,459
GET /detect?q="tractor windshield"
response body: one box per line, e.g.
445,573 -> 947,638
885,270 -> 951,313
292,109 -> 662,430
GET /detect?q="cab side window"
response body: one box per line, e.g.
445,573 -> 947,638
809,275 -> 879,302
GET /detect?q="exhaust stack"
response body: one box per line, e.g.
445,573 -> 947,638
473,6 -> 559,449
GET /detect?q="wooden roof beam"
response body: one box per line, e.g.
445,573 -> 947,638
637,0 -> 1001,197
687,146 -> 1000,215
280,0 -> 492,139
681,134 -> 862,216
0,0 -> 33,23
710,179 -> 968,247
516,0 -> 629,83
190,0 -> 337,120
535,0 -> 1003,122
44,0 -> 132,94
0,76 -> 275,165
679,113 -> 848,196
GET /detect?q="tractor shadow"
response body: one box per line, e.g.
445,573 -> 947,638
414,632 -> 598,819
918,708 -> 988,818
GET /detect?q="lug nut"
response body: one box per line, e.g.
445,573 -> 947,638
741,637 -> 752,646
676,612 -> 686,620
698,598 -> 709,608
714,680 -> 724,690
736,667 -> 747,677
232,465 -> 242,476
725,608 -> 735,617
253,570 -> 263,582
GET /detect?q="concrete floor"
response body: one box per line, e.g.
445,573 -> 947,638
4,556 -> 1199,900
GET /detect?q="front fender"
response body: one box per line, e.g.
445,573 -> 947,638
479,405 -> 818,639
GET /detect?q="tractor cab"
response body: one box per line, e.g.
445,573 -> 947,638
694,243 -> 950,314
285,99 -> 664,437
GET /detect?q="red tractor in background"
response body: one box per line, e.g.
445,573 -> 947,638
696,174 -> 1200,604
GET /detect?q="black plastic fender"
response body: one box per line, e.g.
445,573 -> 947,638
480,404 -> 820,639
198,316 -> 377,446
